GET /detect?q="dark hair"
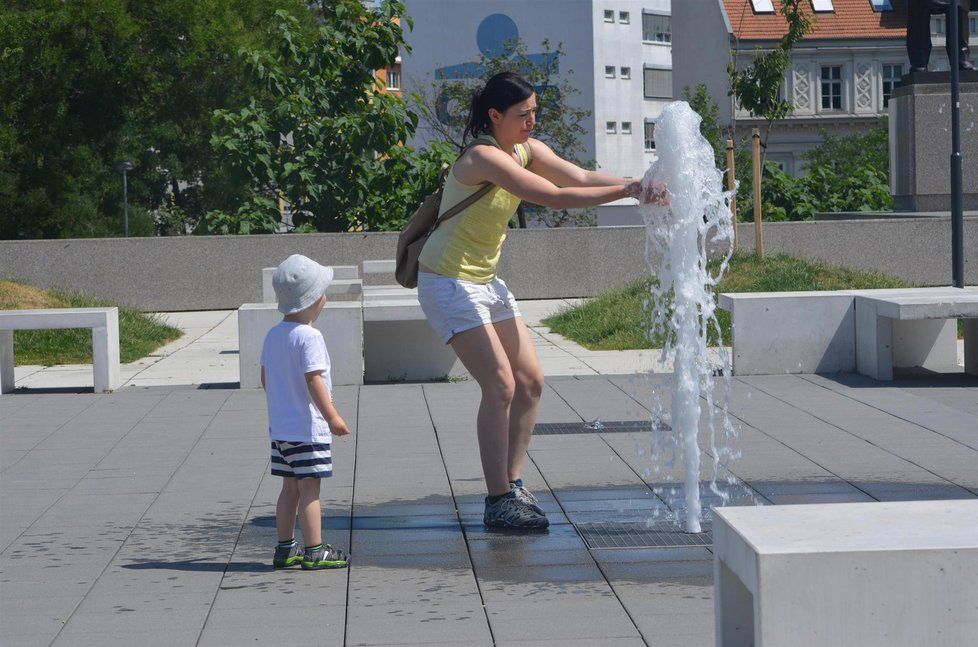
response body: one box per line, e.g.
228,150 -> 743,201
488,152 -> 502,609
463,72 -> 535,142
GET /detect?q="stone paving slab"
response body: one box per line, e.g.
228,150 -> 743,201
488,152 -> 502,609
1,372 -> 976,645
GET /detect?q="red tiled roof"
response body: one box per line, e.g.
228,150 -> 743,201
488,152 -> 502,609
721,0 -> 908,41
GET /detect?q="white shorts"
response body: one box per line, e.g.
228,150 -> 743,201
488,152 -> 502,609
417,271 -> 522,344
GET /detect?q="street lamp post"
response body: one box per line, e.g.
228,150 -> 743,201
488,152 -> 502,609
949,0 -> 964,288
116,159 -> 135,237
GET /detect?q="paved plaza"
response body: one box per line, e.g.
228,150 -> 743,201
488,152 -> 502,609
2,304 -> 976,646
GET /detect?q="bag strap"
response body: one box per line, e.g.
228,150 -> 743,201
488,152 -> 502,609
428,136 -> 502,230
431,181 -> 494,229
431,135 -> 532,231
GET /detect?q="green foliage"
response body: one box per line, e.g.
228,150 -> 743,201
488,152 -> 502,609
415,38 -> 594,227
735,119 -> 892,221
212,2 -> 437,232
683,84 -> 727,167
543,253 -> 911,351
0,0 -> 314,239
802,120 -> 890,179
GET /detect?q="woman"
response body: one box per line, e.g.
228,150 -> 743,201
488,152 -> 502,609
417,72 -> 661,530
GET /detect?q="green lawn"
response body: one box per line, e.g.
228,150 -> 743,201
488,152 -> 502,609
1,280 -> 183,366
542,253 -> 923,351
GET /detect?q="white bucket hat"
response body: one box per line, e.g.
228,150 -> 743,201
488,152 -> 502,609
272,254 -> 334,315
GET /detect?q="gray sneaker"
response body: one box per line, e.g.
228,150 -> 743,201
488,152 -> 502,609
511,479 -> 545,516
484,491 -> 549,530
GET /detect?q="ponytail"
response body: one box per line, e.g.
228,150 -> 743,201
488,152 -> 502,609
463,72 -> 535,143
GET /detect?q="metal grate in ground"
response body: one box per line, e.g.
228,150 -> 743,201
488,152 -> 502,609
534,420 -> 670,435
575,521 -> 712,549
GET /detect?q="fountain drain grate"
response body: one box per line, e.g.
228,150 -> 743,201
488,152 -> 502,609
534,420 -> 670,435
575,521 -> 712,549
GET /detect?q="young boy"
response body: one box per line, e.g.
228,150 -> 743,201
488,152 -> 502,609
261,254 -> 351,570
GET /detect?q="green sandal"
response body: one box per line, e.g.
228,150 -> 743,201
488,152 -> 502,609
301,543 -> 350,570
272,540 -> 302,568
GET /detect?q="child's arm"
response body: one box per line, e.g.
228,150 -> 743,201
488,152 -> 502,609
305,371 -> 350,436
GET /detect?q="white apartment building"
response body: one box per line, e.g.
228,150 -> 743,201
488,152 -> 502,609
673,0 -> 978,177
401,0 -> 673,225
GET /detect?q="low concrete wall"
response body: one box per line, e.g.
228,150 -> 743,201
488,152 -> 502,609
1,217 -> 975,311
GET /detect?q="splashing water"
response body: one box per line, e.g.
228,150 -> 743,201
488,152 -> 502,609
638,101 -> 740,533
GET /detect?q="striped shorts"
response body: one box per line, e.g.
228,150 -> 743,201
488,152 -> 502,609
270,440 -> 332,479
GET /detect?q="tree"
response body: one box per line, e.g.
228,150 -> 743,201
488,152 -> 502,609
414,38 -> 595,227
736,120 -> 892,222
683,84 -> 727,168
727,0 -> 813,165
0,0 -> 314,239
209,1 -> 445,233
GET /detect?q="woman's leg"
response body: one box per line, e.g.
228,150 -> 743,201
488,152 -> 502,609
450,324 -> 516,496
492,317 -> 545,481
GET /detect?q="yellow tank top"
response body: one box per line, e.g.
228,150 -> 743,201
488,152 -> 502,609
418,138 -> 529,283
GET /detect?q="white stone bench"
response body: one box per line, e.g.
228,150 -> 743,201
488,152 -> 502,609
719,287 -> 977,378
237,302 -> 363,388
0,308 -> 121,393
713,500 -> 978,646
362,285 -> 417,300
856,288 -> 978,380
361,259 -> 397,287
262,265 -> 360,303
718,291 -> 858,375
362,299 -> 462,382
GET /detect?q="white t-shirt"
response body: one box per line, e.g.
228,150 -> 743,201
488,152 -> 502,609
260,322 -> 332,443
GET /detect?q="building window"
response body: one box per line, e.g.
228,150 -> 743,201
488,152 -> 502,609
881,63 -> 903,108
644,121 -> 656,150
606,121 -> 617,134
621,121 -> 632,134
931,15 -> 946,36
386,69 -> 400,91
605,65 -> 616,78
869,0 -> 893,11
643,67 -> 672,99
970,12 -> 977,36
619,10 -> 630,23
750,0 -> 775,12
811,0 -> 834,12
642,13 -> 671,43
604,9 -> 614,22
820,65 -> 842,110
620,66 -> 631,79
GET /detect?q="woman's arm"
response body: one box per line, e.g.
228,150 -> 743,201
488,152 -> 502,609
456,144 -> 637,210
525,138 -> 634,187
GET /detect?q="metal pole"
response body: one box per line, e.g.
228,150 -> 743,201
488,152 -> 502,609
752,128 -> 763,258
949,0 -> 964,288
122,169 -> 129,238
726,139 -> 738,252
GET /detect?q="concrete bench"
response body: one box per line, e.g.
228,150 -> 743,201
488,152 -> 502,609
237,302 -> 363,387
363,299 -> 462,382
262,265 -> 360,303
362,285 -> 417,300
713,500 -> 978,646
719,287 -> 977,378
719,291 -> 858,375
0,308 -> 121,393
856,288 -> 978,380
361,259 -> 397,287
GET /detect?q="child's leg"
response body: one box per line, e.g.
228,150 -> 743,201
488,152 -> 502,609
296,477 -> 323,547
276,477 -> 300,542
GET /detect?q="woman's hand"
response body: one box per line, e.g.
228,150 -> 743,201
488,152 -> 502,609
625,181 -> 669,206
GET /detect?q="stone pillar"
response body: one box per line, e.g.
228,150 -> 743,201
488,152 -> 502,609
889,71 -> 978,212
